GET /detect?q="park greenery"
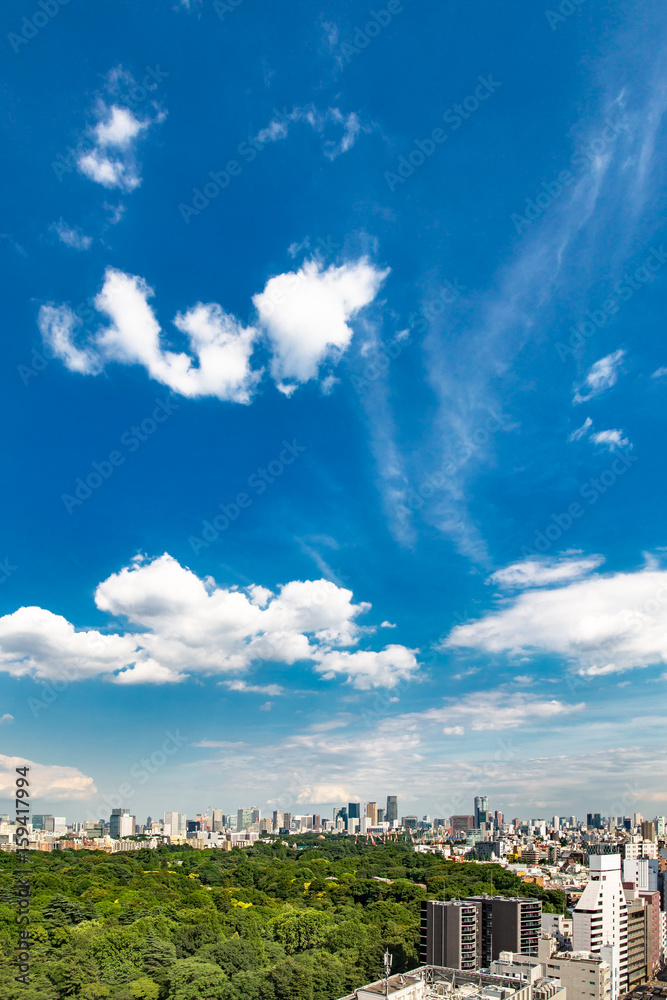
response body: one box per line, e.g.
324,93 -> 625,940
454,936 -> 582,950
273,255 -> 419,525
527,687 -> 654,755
0,835 -> 567,1000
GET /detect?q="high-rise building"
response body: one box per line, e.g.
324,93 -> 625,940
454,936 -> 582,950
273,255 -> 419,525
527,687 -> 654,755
164,812 -> 186,837
109,809 -> 134,838
474,795 -> 489,828
640,820 -> 656,842
32,815 -> 54,832
377,807 -> 385,824
421,896 -> 542,969
236,807 -> 260,831
312,814 -> 321,830
281,812 -> 291,831
211,809 -> 224,832
420,900 -> 479,970
386,795 -> 398,825
451,815 -> 475,839
366,802 -> 378,826
348,802 -> 361,820
573,854 -> 628,1000
467,895 -> 542,964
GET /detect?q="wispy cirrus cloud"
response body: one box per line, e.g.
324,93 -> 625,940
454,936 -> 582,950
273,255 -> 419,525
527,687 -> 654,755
573,349 -> 625,404
256,105 -> 368,160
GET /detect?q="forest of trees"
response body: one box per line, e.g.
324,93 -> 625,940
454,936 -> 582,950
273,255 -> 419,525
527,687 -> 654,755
0,835 -> 567,1000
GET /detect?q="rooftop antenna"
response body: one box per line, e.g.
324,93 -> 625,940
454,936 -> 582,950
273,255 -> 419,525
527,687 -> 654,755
384,948 -> 392,997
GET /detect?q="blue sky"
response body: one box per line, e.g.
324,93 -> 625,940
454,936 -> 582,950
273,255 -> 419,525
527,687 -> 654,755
2,0 -> 667,825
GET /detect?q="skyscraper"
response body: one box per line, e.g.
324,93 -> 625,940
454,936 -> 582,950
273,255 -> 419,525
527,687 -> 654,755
366,802 -> 378,825
386,795 -> 398,825
474,795 -> 489,828
348,802 -> 361,820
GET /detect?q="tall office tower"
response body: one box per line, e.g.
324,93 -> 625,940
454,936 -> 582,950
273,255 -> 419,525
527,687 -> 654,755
451,815 -> 475,839
312,814 -> 321,830
421,896 -> 542,969
366,802 -> 378,826
377,808 -> 385,824
495,810 -> 504,829
32,815 -> 54,832
334,806 -> 348,826
348,802 -> 361,820
109,809 -> 133,838
281,812 -> 291,831
420,900 -> 479,970
272,810 -> 282,831
212,809 -> 224,832
164,812 -> 186,836
640,820 -> 656,842
474,796 -> 489,828
237,807 -> 260,831
573,854 -> 628,1000
655,816 -> 666,837
552,815 -> 560,832
386,795 -> 398,826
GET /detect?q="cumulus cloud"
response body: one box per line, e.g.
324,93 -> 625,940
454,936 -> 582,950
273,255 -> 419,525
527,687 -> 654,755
447,557 -> 667,676
51,220 -> 92,251
313,644 -> 419,690
74,67 -> 165,192
0,755 -> 96,800
573,349 -> 625,404
40,257 -> 387,401
256,105 -> 367,160
0,714 -> 13,726
590,428 -> 631,450
488,554 -> 605,589
0,553 -> 418,689
40,268 -> 261,403
254,258 -> 389,391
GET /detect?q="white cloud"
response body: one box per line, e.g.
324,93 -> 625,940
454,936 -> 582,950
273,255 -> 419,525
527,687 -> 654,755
40,268 -> 261,402
590,428 -> 631,450
401,690 -> 585,736
0,755 -> 96,800
0,553 -> 417,689
569,416 -> 592,441
40,257 -> 387,401
254,258 -> 389,390
573,349 -> 625,404
488,554 -> 604,589
256,105 -> 367,160
74,68 -> 165,192
222,680 -> 284,696
51,220 -> 92,251
313,644 -> 420,690
651,366 -> 667,379
447,557 -> 667,676
0,714 -> 13,726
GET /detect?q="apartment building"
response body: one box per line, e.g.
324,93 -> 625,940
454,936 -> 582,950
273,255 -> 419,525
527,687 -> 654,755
573,854 -> 628,1000
420,896 -> 542,969
420,900 -> 479,970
